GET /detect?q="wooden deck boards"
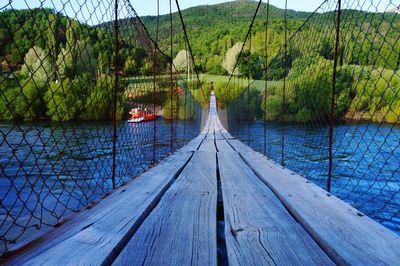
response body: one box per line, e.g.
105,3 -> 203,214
215,139 -> 234,151
4,92 -> 400,265
234,150 -> 400,265
2,151 -> 193,265
218,152 -> 333,265
198,139 -> 217,152
114,151 -> 218,265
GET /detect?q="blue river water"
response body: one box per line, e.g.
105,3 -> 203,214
0,117 -> 399,248
228,120 -> 400,234
0,118 -> 200,246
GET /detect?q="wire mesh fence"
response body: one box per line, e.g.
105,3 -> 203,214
0,0 -> 203,254
225,0 -> 400,235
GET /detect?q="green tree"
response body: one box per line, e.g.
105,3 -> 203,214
173,49 -> 190,73
124,56 -> 137,76
206,55 -> 225,75
46,13 -> 60,69
45,74 -> 92,121
83,75 -> 124,120
20,79 -> 45,120
21,46 -> 52,86
98,51 -> 110,75
0,78 -> 21,120
163,97 -> 178,120
17,46 -> 52,120
222,42 -> 243,75
57,41 -> 97,79
319,38 -> 334,60
237,50 -> 263,79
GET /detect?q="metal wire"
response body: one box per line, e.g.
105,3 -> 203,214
0,0 -> 202,255
226,0 -> 400,235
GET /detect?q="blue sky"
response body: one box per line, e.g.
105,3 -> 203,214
3,1 -> 326,16
134,0 -> 322,16
3,0 -> 397,24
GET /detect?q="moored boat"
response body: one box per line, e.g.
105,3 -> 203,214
128,108 -> 157,123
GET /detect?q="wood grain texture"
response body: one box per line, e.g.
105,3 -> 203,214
215,139 -> 234,152
114,151 -> 218,266
214,132 -> 226,140
206,132 -> 216,140
179,134 -> 206,152
217,151 -> 333,266
3,151 -> 193,266
220,129 -> 234,140
227,139 -> 253,153
238,150 -> 400,265
198,139 -> 217,152
6,92 -> 396,266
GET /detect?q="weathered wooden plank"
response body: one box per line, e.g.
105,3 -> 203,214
114,151 -> 217,266
227,139 -> 254,153
217,152 -> 333,266
198,139 -> 217,152
220,129 -> 234,140
3,151 -> 194,265
214,131 -> 226,140
240,151 -> 400,265
206,132 -> 216,140
215,140 -> 234,152
179,134 -> 206,152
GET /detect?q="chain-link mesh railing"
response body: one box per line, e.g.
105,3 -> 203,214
0,0 -> 203,255
225,0 -> 400,235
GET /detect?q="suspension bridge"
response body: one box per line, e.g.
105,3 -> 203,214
1,92 -> 399,265
1,0 -> 400,264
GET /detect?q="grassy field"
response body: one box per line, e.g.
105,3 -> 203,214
200,74 -> 282,92
123,74 -> 282,92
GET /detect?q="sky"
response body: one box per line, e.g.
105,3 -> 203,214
3,0 -> 397,25
133,0 -> 322,16
3,0 -> 325,16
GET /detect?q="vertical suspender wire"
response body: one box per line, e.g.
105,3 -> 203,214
152,0 -> 160,164
234,77 -> 239,136
248,31 -> 252,145
183,40 -> 188,144
175,0 -> 206,101
111,0 -> 120,189
264,0 -> 270,156
328,0 -> 342,192
238,77 -> 241,139
241,77 -> 244,140
234,76 -> 237,134
174,0 -> 206,138
281,0 -> 287,167
169,0 -> 174,153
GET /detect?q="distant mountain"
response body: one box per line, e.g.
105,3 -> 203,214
136,1 -> 310,73
2,1 -> 398,75
140,1 -> 310,41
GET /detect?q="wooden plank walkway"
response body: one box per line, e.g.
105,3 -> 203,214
2,92 -> 400,265
218,152 -> 332,265
114,151 -> 217,265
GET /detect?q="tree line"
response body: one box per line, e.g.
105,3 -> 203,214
1,2 -> 399,123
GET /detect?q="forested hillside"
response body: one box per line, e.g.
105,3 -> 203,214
140,1 -> 309,74
0,1 -> 399,123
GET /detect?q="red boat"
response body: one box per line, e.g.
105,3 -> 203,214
128,108 -> 157,123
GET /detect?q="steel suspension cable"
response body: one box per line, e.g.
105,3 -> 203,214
281,0 -> 288,167
151,0 -> 160,163
225,0 -> 263,93
264,0 -> 270,156
169,0 -> 174,153
328,0 -> 342,192
174,0 -> 206,101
